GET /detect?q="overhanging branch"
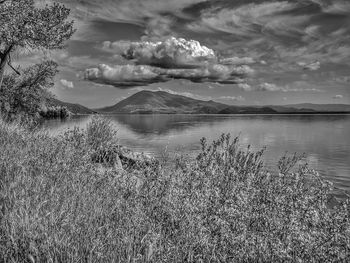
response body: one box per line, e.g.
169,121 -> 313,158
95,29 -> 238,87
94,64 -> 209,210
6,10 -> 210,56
7,52 -> 21,75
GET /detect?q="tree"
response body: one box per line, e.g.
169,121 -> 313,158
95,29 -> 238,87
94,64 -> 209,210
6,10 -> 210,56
0,60 -> 58,121
0,0 -> 74,89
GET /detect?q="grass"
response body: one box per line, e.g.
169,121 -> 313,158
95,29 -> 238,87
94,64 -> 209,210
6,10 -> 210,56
0,117 -> 349,262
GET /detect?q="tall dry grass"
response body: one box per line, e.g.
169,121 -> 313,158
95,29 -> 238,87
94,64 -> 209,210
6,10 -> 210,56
0,117 -> 349,262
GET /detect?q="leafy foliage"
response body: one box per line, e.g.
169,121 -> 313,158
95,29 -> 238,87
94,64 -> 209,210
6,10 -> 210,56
0,120 -> 349,262
0,61 -> 58,122
0,0 -> 74,88
0,0 -> 74,49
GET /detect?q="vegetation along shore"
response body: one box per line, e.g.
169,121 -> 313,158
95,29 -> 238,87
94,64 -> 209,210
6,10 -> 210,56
1,117 -> 350,262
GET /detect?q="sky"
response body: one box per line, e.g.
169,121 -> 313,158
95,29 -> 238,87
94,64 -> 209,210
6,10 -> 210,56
16,0 -> 350,107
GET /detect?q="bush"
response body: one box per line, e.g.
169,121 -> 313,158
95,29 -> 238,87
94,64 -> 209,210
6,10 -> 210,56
39,105 -> 71,119
0,120 -> 349,262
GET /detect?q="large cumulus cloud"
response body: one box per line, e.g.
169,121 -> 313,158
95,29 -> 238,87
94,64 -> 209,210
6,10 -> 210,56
85,37 -> 254,87
102,37 -> 217,68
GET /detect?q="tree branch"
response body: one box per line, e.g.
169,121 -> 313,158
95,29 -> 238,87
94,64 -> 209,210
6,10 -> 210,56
7,52 -> 21,75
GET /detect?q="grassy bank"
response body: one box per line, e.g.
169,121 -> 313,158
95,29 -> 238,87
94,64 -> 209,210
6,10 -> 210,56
0,117 -> 349,262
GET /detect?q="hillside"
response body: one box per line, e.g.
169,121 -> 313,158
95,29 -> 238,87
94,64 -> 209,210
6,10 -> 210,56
97,90 -> 228,114
47,98 -> 96,115
285,103 -> 350,112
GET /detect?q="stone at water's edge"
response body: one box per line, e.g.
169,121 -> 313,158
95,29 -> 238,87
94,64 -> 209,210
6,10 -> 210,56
91,143 -> 157,171
117,145 -> 156,168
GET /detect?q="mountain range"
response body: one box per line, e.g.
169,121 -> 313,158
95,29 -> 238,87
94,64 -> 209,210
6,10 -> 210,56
50,90 -> 350,115
95,90 -> 350,114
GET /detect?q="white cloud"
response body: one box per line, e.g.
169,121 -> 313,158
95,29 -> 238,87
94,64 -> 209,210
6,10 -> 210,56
156,87 -> 212,101
220,56 -> 255,65
190,1 -> 298,36
60,79 -> 74,89
255,82 -> 323,92
257,82 -> 283,91
85,37 -> 255,87
84,64 -> 160,87
334,76 -> 350,83
102,37 -> 217,68
297,61 -> 321,71
333,94 -> 344,99
218,96 -> 245,102
238,83 -> 253,91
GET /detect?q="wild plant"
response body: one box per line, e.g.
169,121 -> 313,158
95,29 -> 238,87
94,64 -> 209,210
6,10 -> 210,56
0,121 -> 349,262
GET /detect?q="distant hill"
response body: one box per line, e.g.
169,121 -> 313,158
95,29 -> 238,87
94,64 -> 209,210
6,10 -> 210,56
285,103 -> 350,113
97,90 -> 229,114
219,106 -> 278,114
46,98 -> 96,115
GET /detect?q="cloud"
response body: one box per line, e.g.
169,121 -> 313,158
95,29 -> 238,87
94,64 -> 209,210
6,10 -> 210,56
333,94 -> 344,99
218,96 -> 245,102
189,1 -> 299,36
334,76 -> 350,83
56,0 -> 207,27
102,37 -> 217,68
297,61 -> 321,71
156,87 -> 212,101
237,83 -> 253,91
84,62 -> 253,87
323,1 -> 350,15
253,82 -> 323,92
84,64 -> 162,87
85,37 -> 254,87
257,83 -> 284,92
220,57 -> 255,65
60,79 -> 74,89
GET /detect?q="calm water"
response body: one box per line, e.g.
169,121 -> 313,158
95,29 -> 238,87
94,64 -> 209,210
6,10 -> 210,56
42,114 -> 350,193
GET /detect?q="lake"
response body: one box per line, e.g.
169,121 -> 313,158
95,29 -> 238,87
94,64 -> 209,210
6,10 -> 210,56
42,114 -> 350,194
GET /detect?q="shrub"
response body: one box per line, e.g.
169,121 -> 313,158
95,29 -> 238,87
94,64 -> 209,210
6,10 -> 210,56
85,116 -> 122,167
39,105 -> 71,119
0,121 -> 349,262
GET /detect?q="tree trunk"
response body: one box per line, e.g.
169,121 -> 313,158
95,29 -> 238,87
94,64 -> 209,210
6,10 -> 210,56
0,45 -> 14,91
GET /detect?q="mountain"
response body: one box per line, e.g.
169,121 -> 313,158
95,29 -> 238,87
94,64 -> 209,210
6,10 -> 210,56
285,103 -> 350,113
46,98 -> 96,115
97,90 -> 276,114
97,90 -> 228,114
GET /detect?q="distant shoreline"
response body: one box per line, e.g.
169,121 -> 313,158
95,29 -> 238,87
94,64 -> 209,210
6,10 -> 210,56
93,112 -> 350,115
